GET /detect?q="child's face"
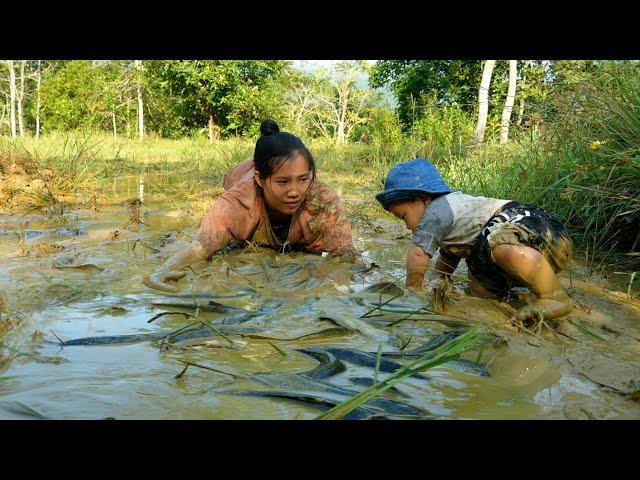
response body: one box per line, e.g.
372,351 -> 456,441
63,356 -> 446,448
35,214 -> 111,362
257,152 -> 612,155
389,198 -> 428,232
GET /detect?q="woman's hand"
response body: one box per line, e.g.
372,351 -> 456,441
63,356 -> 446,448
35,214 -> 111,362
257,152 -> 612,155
142,269 -> 188,293
141,240 -> 208,292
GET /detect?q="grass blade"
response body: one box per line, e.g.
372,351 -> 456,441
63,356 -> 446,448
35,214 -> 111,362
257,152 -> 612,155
568,319 -> 608,342
316,328 -> 482,420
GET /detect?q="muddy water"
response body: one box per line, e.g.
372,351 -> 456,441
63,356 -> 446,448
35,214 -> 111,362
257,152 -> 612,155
0,199 -> 639,420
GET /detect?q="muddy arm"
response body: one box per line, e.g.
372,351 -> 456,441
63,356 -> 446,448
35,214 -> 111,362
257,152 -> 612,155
514,290 -> 575,322
430,249 -> 460,282
142,240 -> 209,292
406,244 -> 431,288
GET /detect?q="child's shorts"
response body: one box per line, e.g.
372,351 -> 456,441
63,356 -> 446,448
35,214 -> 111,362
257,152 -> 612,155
466,202 -> 573,297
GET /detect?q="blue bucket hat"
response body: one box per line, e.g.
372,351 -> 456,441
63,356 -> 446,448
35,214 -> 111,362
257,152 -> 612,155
375,158 -> 452,211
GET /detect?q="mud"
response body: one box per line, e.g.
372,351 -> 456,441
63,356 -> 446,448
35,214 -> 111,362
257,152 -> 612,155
0,191 -> 638,419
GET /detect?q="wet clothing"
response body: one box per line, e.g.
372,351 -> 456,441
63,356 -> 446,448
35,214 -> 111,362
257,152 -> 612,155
466,202 -> 574,296
412,193 -> 573,296
195,158 -> 355,258
413,192 -> 510,258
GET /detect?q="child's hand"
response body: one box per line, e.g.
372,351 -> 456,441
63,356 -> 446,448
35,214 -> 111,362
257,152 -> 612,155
424,273 -> 448,296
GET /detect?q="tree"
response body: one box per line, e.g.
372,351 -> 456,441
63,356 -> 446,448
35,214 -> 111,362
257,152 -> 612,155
473,60 -> 495,145
500,60 -> 518,144
282,67 -> 324,136
35,60 -> 42,139
7,60 -> 17,137
302,61 -> 378,141
370,60 -> 482,128
145,60 -> 289,140
16,60 -> 27,137
135,60 -> 144,140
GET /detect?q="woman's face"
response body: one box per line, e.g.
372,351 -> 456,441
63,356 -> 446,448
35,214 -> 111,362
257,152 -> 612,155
254,154 -> 312,217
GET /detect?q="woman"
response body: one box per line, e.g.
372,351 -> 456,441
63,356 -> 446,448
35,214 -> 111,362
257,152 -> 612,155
143,119 -> 356,292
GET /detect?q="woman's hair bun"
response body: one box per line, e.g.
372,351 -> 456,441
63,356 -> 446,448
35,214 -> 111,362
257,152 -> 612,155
260,119 -> 280,136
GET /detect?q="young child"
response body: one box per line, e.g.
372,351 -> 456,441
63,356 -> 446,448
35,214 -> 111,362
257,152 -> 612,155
376,158 -> 575,324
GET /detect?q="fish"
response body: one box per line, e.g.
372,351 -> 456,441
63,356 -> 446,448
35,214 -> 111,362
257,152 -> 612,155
296,349 -> 346,379
53,257 -> 105,272
0,400 -> 49,420
58,323 -> 262,347
302,347 -> 429,380
244,327 -> 354,343
359,282 -> 405,297
225,390 -> 375,420
379,332 -> 491,377
319,315 -> 401,348
438,359 -> 490,377
347,377 -> 407,396
236,373 -> 427,418
148,300 -> 243,314
155,289 -> 258,299
381,331 -> 461,358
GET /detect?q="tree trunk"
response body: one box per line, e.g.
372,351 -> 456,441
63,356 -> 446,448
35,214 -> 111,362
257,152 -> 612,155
0,101 -> 6,135
17,60 -> 26,137
516,60 -> 530,126
516,97 -> 525,126
8,61 -> 17,138
112,111 -> 117,139
500,60 -> 518,144
335,79 -> 351,142
208,113 -> 219,143
473,60 -> 495,145
135,60 -> 144,140
36,60 -> 42,139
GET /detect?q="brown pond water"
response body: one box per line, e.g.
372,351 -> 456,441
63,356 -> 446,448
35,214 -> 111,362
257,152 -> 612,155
0,195 -> 639,420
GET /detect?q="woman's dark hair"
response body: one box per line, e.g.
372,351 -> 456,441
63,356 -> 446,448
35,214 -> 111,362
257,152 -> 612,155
253,119 -> 316,181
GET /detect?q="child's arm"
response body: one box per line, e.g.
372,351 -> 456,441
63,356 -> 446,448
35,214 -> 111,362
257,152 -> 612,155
406,244 -> 431,287
430,248 -> 460,281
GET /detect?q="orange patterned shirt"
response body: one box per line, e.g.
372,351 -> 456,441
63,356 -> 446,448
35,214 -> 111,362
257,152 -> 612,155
195,158 -> 355,258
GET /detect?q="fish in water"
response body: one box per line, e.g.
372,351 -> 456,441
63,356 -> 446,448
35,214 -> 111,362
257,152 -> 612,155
438,359 -> 490,377
244,327 -> 354,343
380,333 -> 490,377
302,347 -> 429,380
149,300 -> 244,314
154,289 -> 258,300
237,372 -> 427,418
58,323 -> 262,347
382,331 -> 461,358
53,256 -> 105,273
348,377 -> 407,396
0,400 -> 49,420
359,281 -> 405,297
296,348 -> 346,379
226,390 -> 376,420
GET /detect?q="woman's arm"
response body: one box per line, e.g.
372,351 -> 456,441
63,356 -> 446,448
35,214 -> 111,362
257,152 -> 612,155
142,240 -> 209,292
406,244 -> 431,288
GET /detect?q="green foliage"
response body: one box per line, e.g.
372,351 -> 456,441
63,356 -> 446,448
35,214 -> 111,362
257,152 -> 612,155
38,61 -> 130,133
144,60 -> 290,138
369,60 -> 482,127
351,108 -> 404,145
410,99 -> 474,156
